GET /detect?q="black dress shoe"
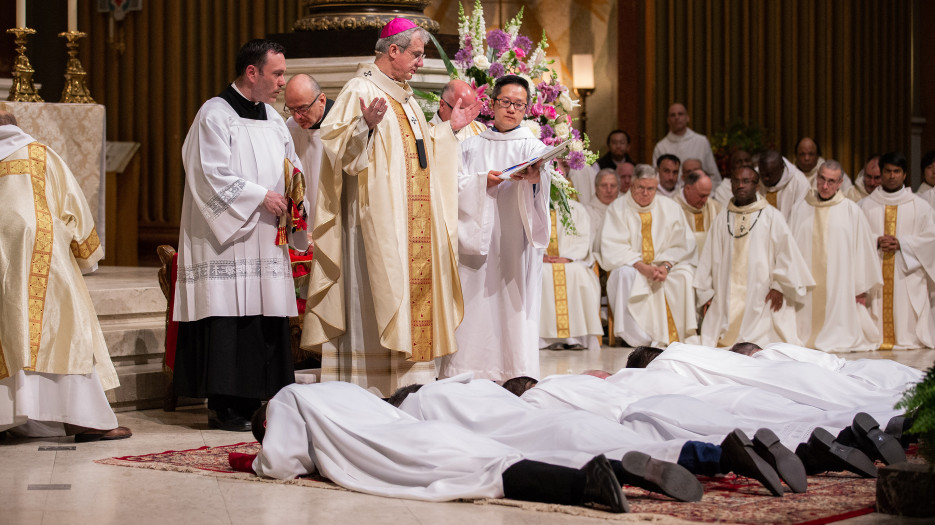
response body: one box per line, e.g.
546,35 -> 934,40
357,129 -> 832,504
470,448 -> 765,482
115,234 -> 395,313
209,408 -> 252,432
884,415 -> 917,448
851,412 -> 906,465
753,428 -> 807,493
721,429 -> 784,497
797,427 -> 877,478
619,451 -> 704,502
581,455 -> 629,513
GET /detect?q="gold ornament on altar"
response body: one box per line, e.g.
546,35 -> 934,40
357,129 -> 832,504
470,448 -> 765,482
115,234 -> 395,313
58,30 -> 95,103
5,27 -> 44,102
294,0 -> 439,33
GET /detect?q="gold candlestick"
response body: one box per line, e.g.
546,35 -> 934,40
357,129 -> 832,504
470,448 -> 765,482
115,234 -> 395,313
59,30 -> 95,103
6,27 -> 44,102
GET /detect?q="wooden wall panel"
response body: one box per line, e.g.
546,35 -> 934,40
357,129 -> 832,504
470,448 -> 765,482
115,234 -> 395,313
78,1 -> 301,263
635,0 -> 912,177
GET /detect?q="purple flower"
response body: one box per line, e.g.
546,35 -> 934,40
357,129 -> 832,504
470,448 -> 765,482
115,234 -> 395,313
539,124 -> 555,140
514,35 -> 533,54
536,82 -> 562,104
486,30 -> 511,54
488,62 -> 505,78
454,47 -> 474,68
567,150 -> 586,170
571,128 -> 581,140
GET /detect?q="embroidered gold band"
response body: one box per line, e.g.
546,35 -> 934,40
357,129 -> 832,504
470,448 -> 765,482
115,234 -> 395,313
880,205 -> 897,350
548,210 -> 570,338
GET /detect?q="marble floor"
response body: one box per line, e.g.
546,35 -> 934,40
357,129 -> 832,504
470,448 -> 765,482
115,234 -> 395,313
2,345 -> 932,525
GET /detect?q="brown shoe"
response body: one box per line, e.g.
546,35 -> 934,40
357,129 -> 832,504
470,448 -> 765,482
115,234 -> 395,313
75,426 -> 133,443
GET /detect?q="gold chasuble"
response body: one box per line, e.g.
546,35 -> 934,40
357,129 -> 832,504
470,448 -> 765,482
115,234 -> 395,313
880,205 -> 898,350
638,212 -> 679,343
0,141 -> 115,389
547,210 -> 570,338
391,99 -> 434,361
694,213 -> 705,232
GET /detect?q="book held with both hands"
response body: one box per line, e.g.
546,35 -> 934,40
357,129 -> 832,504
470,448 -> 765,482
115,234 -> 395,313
498,140 -> 572,180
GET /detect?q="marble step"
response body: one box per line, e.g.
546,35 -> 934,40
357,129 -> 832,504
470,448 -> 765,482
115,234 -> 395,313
85,266 -> 166,317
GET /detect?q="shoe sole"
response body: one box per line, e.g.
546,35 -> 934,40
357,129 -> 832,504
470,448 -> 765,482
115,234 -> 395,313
809,427 -> 877,478
620,451 -> 704,502
753,428 -> 807,493
584,455 -> 630,513
852,412 -> 906,465
722,429 -> 784,497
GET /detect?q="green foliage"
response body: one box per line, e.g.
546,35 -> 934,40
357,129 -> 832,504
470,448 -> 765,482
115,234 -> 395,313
895,364 -> 935,463
710,120 -> 773,175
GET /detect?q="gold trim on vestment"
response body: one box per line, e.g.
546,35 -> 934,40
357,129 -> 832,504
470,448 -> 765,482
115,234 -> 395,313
392,99 -> 434,362
693,212 -> 704,232
880,205 -> 897,350
806,206 -> 829,348
639,212 -> 654,263
70,228 -> 101,260
0,336 -> 7,379
548,210 -> 570,338
766,191 -> 778,208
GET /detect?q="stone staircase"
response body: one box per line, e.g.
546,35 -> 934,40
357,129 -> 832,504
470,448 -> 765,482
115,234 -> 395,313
85,266 -> 170,412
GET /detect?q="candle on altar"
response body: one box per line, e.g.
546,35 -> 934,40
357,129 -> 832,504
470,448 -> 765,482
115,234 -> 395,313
16,0 -> 26,28
68,0 -> 78,32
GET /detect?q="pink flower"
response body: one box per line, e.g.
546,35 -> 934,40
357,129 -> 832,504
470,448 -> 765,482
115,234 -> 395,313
528,103 -> 544,118
544,105 -> 557,120
513,47 -> 526,59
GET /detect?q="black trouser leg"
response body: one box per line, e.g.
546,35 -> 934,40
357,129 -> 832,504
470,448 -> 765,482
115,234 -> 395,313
501,460 -> 586,505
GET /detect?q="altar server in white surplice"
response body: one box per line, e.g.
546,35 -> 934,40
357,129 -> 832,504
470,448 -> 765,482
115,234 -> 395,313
788,160 -> 883,352
0,112 -> 129,441
540,198 -> 603,350
757,150 -> 810,222
174,40 -> 308,432
249,382 -> 628,511
601,164 -> 697,346
759,343 -> 924,394
302,20 -> 480,396
284,73 -> 333,221
440,75 -> 551,381
695,167 -> 814,347
858,152 -> 935,350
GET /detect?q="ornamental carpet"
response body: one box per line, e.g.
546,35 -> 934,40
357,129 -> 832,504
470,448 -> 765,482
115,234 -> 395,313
96,442 -> 886,524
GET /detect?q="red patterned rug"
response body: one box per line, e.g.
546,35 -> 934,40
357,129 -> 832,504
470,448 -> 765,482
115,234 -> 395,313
97,442 -> 882,524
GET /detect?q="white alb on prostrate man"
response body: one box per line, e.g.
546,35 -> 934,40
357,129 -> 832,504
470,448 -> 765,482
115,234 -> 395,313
428,78 -> 486,141
787,160 -> 882,352
652,103 -> 720,180
439,75 -> 551,381
302,19 -> 480,395
0,111 -> 130,441
858,152 -> 935,350
601,164 -> 698,346
283,73 -> 333,221
695,167 -> 814,347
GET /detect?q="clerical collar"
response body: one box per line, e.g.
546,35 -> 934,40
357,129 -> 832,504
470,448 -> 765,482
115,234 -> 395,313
310,99 -> 335,130
493,125 -> 522,133
219,83 -> 267,120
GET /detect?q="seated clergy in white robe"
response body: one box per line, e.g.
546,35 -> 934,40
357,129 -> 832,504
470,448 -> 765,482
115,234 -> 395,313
674,169 -> 721,253
601,165 -> 697,346
440,75 -> 551,381
757,150 -> 810,223
540,199 -> 603,350
857,152 -> 935,350
250,381 -> 628,511
427,78 -> 487,141
695,167 -> 814,347
759,342 -> 924,394
788,160 -> 883,352
0,113 -> 127,440
587,168 -> 620,266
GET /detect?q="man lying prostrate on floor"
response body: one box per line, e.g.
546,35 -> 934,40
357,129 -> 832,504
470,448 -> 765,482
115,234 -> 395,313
648,342 -> 906,418
632,345 -> 907,467
397,373 -> 794,498
229,382 -> 630,512
734,342 -> 924,394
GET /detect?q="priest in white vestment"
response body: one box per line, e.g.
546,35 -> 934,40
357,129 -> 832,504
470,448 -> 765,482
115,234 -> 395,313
302,21 -> 479,395
570,130 -> 634,206
857,152 -> 935,350
439,75 -> 551,381
427,78 -> 487,141
174,40 -> 309,431
655,154 -> 681,198
845,155 -> 880,203
674,170 -> 720,253
757,150 -> 810,222
601,165 -> 698,346
788,160 -> 883,352
652,103 -> 720,179
917,150 -> 935,194
695,167 -> 814,347
712,149 -> 755,207
794,137 -> 852,192
0,113 -> 128,440
284,73 -> 334,221
540,198 -> 602,350
588,168 -> 619,267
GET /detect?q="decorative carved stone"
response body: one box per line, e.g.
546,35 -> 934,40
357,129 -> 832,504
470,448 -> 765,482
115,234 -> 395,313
295,0 -> 438,33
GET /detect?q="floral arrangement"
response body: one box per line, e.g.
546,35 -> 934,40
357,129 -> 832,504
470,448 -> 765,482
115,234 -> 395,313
895,364 -> 935,466
425,0 -> 595,232
709,120 -> 774,176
